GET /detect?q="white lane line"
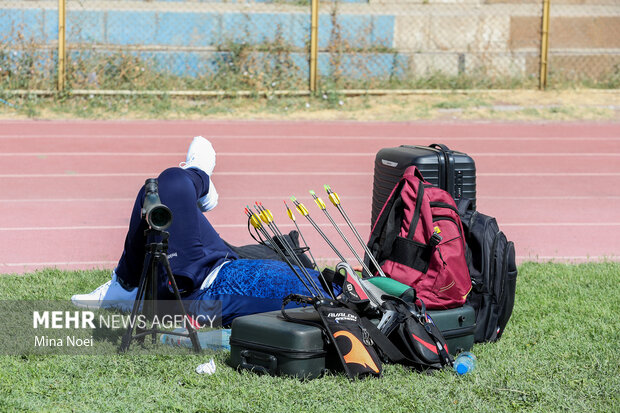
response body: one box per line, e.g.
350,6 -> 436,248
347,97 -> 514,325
471,153 -> 620,157
502,223 -> 620,227
0,153 -> 186,157
0,196 -> 364,202
3,222 -> 620,231
484,195 -> 620,200
0,152 -> 372,157
2,152 -> 619,157
0,226 -> 127,231
1,198 -> 135,202
0,172 -> 372,178
3,171 -> 620,178
480,172 -> 620,177
2,195 -> 620,202
0,135 -> 619,141
0,173 -> 160,178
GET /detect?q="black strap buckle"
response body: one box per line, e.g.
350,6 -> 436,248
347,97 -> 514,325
429,233 -> 442,247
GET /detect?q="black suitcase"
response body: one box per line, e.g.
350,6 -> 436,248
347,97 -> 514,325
427,304 -> 476,356
229,306 -> 337,379
371,144 -> 476,225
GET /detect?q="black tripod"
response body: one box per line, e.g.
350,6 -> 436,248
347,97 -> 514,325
119,179 -> 201,353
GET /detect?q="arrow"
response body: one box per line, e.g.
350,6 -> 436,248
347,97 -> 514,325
325,184 -> 387,277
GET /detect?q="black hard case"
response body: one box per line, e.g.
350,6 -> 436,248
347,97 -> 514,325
427,304 -> 476,356
371,144 -> 476,225
229,306 -> 337,379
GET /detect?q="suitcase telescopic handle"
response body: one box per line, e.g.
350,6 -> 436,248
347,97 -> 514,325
240,349 -> 278,375
430,143 -> 459,197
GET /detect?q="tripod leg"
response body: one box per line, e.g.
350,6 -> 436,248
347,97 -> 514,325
160,255 -> 202,352
120,251 -> 153,352
149,256 -> 158,345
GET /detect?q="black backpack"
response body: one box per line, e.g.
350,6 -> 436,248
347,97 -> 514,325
224,230 -> 314,270
457,199 -> 518,343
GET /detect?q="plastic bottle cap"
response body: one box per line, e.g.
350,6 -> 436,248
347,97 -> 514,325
456,363 -> 468,375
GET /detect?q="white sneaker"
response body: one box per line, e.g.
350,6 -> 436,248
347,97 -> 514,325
71,272 -> 137,312
179,136 -> 216,176
198,180 -> 218,212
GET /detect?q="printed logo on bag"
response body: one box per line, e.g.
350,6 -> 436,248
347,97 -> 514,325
327,312 -> 358,323
344,282 -> 360,301
333,331 -> 380,373
381,159 -> 399,168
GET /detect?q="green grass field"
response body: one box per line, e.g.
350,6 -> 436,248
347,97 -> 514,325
1,262 -> 618,412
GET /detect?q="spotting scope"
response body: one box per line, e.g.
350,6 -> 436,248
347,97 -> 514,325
141,178 -> 173,231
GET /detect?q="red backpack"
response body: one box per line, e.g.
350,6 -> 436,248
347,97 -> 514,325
366,166 -> 471,309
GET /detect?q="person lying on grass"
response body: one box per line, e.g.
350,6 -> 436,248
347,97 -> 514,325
71,136 -> 331,325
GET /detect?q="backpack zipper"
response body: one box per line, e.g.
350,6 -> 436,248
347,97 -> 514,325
489,230 -> 503,296
429,202 -> 459,215
499,240 -> 512,301
437,245 -> 447,267
432,216 -> 464,243
441,324 -> 476,339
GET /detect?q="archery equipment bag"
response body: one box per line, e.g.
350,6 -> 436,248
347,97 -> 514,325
367,165 -> 471,310
457,199 -> 517,343
360,295 -> 453,371
372,144 -> 476,225
364,277 -> 475,355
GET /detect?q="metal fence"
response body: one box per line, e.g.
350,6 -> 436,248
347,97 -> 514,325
546,0 -> 620,87
1,0 -> 618,94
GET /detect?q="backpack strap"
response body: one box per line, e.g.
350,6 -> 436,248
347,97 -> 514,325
319,268 -> 343,299
457,198 -> 474,216
406,181 -> 425,240
381,196 -> 405,260
367,179 -> 407,269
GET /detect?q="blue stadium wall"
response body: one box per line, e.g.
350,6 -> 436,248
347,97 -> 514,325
1,5 -> 404,81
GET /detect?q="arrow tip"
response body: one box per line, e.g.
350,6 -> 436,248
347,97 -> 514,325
309,189 -> 315,196
290,195 -> 297,202
324,184 -> 330,191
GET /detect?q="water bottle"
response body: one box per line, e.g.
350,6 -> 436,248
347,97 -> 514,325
161,328 -> 231,351
453,351 -> 476,376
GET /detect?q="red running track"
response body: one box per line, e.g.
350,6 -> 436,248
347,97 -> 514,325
1,120 -> 619,274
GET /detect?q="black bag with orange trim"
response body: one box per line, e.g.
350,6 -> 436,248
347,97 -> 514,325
359,295 -> 453,372
314,302 -> 382,379
280,295 -> 382,380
